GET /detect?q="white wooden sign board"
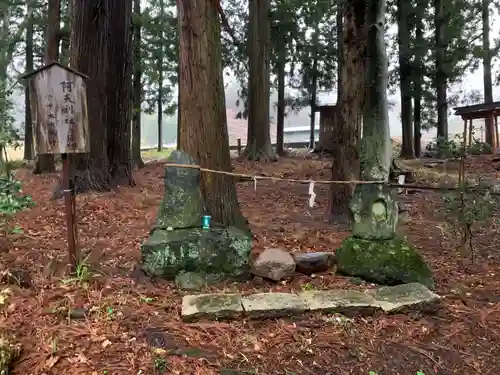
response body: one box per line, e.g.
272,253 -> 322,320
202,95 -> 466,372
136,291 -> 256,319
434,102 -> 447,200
27,63 -> 89,155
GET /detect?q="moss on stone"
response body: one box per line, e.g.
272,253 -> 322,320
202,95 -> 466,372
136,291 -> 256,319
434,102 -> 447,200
350,183 -> 398,240
141,224 -> 252,279
336,235 -> 434,289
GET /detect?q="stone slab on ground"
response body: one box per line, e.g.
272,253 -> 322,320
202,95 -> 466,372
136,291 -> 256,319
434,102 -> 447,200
241,293 -> 307,318
300,289 -> 379,316
368,282 -> 441,313
181,294 -> 243,322
180,283 -> 441,322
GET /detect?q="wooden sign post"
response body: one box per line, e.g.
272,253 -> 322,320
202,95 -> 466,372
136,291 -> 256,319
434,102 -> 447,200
22,62 -> 90,271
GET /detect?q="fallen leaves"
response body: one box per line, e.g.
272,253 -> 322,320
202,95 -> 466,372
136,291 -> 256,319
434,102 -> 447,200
0,156 -> 499,375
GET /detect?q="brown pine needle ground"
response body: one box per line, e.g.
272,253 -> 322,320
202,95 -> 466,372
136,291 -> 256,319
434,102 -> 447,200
1,155 -> 499,375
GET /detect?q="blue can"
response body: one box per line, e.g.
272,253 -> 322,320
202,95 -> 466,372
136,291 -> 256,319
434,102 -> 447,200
202,215 -> 211,229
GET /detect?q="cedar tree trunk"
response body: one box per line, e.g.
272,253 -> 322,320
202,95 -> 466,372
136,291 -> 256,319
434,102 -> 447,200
132,0 -> 144,168
106,0 -> 133,186
177,0 -> 247,228
24,1 -> 34,161
244,0 -> 276,161
329,0 -> 363,223
435,0 -> 448,139
67,0 -> 110,193
397,0 -> 414,158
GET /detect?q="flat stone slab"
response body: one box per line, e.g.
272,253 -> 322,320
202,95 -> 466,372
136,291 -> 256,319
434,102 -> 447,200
241,292 -> 307,318
368,282 -> 441,313
181,293 -> 243,322
300,290 -> 379,316
180,283 -> 441,322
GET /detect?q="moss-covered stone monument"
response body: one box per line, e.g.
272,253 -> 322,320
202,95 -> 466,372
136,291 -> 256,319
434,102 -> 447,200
335,2 -> 433,289
139,151 -> 252,280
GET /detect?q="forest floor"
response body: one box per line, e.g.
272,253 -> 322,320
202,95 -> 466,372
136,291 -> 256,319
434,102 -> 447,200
2,153 -> 500,375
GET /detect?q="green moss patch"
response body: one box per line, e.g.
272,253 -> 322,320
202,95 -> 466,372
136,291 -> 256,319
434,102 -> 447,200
336,236 -> 434,289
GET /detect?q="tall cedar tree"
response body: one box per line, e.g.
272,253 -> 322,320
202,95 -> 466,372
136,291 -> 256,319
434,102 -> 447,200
132,0 -> 145,168
24,0 -> 34,161
177,0 -> 247,228
482,0 -> 494,146
106,0 -> 133,186
435,0 -> 448,139
397,0 -> 414,158
413,10 -> 424,157
34,0 -> 59,174
68,0 -> 110,192
329,0 -> 363,223
244,0 -> 277,161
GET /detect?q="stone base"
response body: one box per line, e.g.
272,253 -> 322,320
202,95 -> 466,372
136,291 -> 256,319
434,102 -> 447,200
336,235 -> 434,289
140,224 -> 252,279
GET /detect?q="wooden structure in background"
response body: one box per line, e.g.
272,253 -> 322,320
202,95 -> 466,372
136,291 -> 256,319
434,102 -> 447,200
316,105 -> 337,152
22,61 -> 90,271
454,101 -> 500,153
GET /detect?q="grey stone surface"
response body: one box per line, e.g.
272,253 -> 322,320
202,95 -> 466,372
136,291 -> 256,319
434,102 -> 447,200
241,293 -> 307,318
181,294 -> 243,322
300,289 -> 379,315
180,284 -> 441,322
175,271 -> 207,291
293,252 -> 336,274
250,248 -> 295,281
350,183 -> 399,240
140,150 -> 253,280
141,225 -> 252,279
368,282 -> 441,313
336,235 -> 434,289
156,150 -> 204,230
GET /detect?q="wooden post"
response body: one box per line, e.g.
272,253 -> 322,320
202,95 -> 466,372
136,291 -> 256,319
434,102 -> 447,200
494,113 -> 499,153
62,153 -> 78,270
237,138 -> 241,156
462,118 -> 467,151
489,111 -> 496,153
468,119 -> 473,147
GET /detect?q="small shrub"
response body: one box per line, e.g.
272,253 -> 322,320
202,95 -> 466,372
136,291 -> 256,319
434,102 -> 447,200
469,139 -> 492,155
442,176 -> 498,261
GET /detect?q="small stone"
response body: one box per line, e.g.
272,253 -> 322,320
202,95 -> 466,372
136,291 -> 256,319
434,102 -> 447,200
181,294 -> 243,322
369,283 -> 441,313
250,248 -> 295,281
241,293 -> 307,318
175,271 -> 206,291
293,252 -> 335,274
69,308 -> 89,319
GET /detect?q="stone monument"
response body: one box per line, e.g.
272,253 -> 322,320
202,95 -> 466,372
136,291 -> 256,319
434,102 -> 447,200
139,151 -> 252,281
335,2 -> 433,289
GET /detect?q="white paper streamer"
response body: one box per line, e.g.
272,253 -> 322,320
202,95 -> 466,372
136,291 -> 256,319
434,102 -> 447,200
308,181 -> 316,207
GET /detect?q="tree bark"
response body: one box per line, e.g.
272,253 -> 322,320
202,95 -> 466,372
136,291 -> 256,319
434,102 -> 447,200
310,27 -> 319,150
361,0 -> 391,180
244,0 -> 276,161
276,37 -> 285,156
397,0 -> 414,158
34,0 -> 59,174
435,0 -> 448,139
483,0 -> 493,146
24,0 -> 34,161
106,0 -> 134,186
177,0 -> 247,228
132,0 -> 144,168
157,0 -> 165,152
66,0 -> 110,193
329,0 -> 363,223
413,16 -> 423,157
